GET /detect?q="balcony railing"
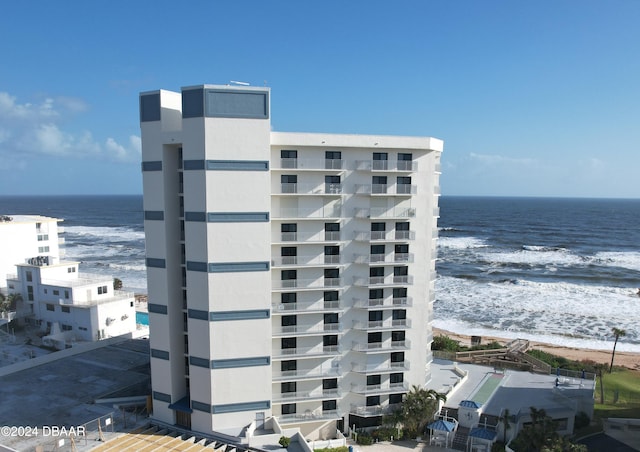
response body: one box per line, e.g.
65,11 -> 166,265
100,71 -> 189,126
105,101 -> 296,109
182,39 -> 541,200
349,403 -> 402,417
274,207 -> 342,219
355,184 -> 417,195
351,382 -> 409,395
352,253 -> 414,264
273,323 -> 342,336
278,231 -> 342,243
274,388 -> 341,402
351,361 -> 411,373
352,319 -> 411,331
276,183 -> 343,195
273,345 -> 340,359
355,160 -> 418,172
271,254 -> 342,267
353,276 -> 413,287
275,158 -> 345,171
353,297 -> 413,309
354,208 -> 415,219
278,410 -> 341,424
273,365 -> 341,381
351,340 -> 411,352
273,278 -> 344,290
272,300 -> 342,313
353,230 -> 416,242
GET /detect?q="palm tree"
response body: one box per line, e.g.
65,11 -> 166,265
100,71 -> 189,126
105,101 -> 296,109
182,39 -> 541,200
400,385 -> 447,438
609,327 -> 626,373
594,363 -> 607,404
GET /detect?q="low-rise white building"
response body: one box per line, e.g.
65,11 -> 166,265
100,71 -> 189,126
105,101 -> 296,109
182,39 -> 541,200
1,215 -> 136,348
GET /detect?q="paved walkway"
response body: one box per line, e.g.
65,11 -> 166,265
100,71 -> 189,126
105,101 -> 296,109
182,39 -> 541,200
347,439 -> 456,452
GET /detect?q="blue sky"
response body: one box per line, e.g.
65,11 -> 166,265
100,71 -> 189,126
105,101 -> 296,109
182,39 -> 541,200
1,1 -> 638,197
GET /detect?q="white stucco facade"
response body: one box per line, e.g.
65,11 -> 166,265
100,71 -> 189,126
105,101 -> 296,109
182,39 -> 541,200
1,215 -> 135,347
140,85 -> 443,440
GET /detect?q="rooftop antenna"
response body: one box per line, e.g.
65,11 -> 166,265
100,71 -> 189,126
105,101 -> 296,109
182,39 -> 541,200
229,80 -> 250,86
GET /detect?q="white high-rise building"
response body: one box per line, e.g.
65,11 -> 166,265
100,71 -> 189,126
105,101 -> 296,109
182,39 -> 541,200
140,85 -> 442,441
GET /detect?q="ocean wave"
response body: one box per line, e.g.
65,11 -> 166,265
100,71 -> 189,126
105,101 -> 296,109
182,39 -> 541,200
64,225 -> 145,242
594,251 -> 640,272
435,276 -> 640,348
438,237 -> 489,250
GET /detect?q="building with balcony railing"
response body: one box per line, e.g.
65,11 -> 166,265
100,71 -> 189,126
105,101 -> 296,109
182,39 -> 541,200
140,84 -> 442,444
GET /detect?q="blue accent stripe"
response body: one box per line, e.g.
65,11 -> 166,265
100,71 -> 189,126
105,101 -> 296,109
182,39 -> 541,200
191,400 -> 211,413
187,309 -> 209,320
209,262 -> 270,272
146,258 -> 166,268
212,400 -> 271,414
210,310 -> 270,321
151,349 -> 170,360
186,261 -> 208,272
148,304 -> 168,314
190,356 -> 211,368
144,211 -> 164,221
142,161 -> 162,171
185,212 -> 206,222
211,356 -> 270,369
140,93 -> 161,122
208,212 -> 269,222
153,391 -> 171,403
183,160 -> 205,170
206,160 -> 269,171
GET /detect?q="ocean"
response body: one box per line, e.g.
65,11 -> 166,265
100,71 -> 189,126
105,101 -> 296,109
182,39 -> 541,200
1,195 -> 638,353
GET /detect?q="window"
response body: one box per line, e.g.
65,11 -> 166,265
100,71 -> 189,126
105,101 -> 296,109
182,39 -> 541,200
324,291 -> 338,301
281,403 -> 296,415
323,335 -> 338,347
392,331 -> 405,342
98,285 -> 108,295
281,174 -> 297,193
281,293 -> 297,304
61,306 -> 70,313
46,304 -> 55,312
372,176 -> 387,193
37,234 -> 49,241
78,326 -> 88,331
281,360 -> 297,372
389,393 -> 404,404
67,267 -> 76,273
398,153 -> 412,161
395,244 -> 409,262
27,286 -> 34,301
324,246 -> 340,264
281,247 -> 297,265
397,176 -> 412,194
53,290 -> 60,296
61,324 -> 72,331
325,175 -> 341,193
281,270 -> 297,280
281,337 -> 296,349
26,271 -> 33,282
393,287 -> 407,300
325,151 -> 341,160
38,246 -> 50,253
323,400 -> 337,411
369,289 -> 383,304
281,223 -> 297,241
324,268 -> 339,285
370,267 -> 384,277
369,311 -> 383,322
281,315 -> 297,327
371,222 -> 385,240
367,375 -> 381,386
372,152 -> 388,170
281,382 -> 297,394
391,352 -> 404,363
366,396 -> 381,406
397,153 -> 413,171
390,373 -> 404,384
325,222 -> 340,240
281,150 -> 297,169
370,245 -> 385,262
324,313 -> 338,325
368,332 -> 382,344
323,378 -> 338,390
392,310 -> 406,320
325,151 -> 341,169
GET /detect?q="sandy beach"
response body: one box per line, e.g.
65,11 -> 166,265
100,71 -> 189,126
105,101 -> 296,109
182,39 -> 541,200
434,327 -> 640,371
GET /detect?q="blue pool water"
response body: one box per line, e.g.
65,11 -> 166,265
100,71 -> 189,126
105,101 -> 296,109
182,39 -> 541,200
136,311 -> 149,326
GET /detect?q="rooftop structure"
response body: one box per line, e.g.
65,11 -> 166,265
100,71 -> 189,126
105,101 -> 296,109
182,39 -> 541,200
139,85 -> 443,442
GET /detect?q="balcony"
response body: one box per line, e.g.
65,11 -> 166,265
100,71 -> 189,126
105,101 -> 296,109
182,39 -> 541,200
277,231 -> 342,243
355,160 -> 418,172
274,388 -> 341,403
272,323 -> 342,336
353,297 -> 413,309
278,410 -> 341,424
353,276 -> 414,287
274,158 -> 345,171
353,230 -> 416,242
273,345 -> 340,359
273,207 -> 342,220
272,300 -> 342,314
351,382 -> 409,395
273,278 -> 343,291
351,361 -> 411,373
355,184 -> 417,196
352,319 -> 411,331
274,183 -> 343,196
352,253 -> 414,265
273,365 -> 341,381
271,254 -> 343,268
349,403 -> 402,417
351,340 -> 411,352
354,208 -> 415,219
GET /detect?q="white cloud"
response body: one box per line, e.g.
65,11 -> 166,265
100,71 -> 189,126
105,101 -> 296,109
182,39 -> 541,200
0,91 -> 140,165
469,152 -> 536,166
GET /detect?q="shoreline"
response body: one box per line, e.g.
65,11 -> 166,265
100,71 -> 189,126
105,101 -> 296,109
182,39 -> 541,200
433,327 -> 640,371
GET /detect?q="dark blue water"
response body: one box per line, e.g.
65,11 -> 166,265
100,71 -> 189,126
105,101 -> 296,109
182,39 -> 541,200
1,195 -> 638,350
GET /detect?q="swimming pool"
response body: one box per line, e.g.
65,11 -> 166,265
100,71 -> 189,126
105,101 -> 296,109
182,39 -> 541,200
136,311 -> 149,326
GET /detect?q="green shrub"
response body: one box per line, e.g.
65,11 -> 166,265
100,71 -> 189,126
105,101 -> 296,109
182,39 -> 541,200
574,411 -> 591,430
371,427 -> 396,441
278,436 -> 291,447
356,431 -> 373,445
431,335 -> 461,352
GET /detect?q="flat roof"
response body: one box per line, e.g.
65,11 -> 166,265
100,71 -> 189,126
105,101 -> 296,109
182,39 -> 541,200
0,214 -> 62,224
